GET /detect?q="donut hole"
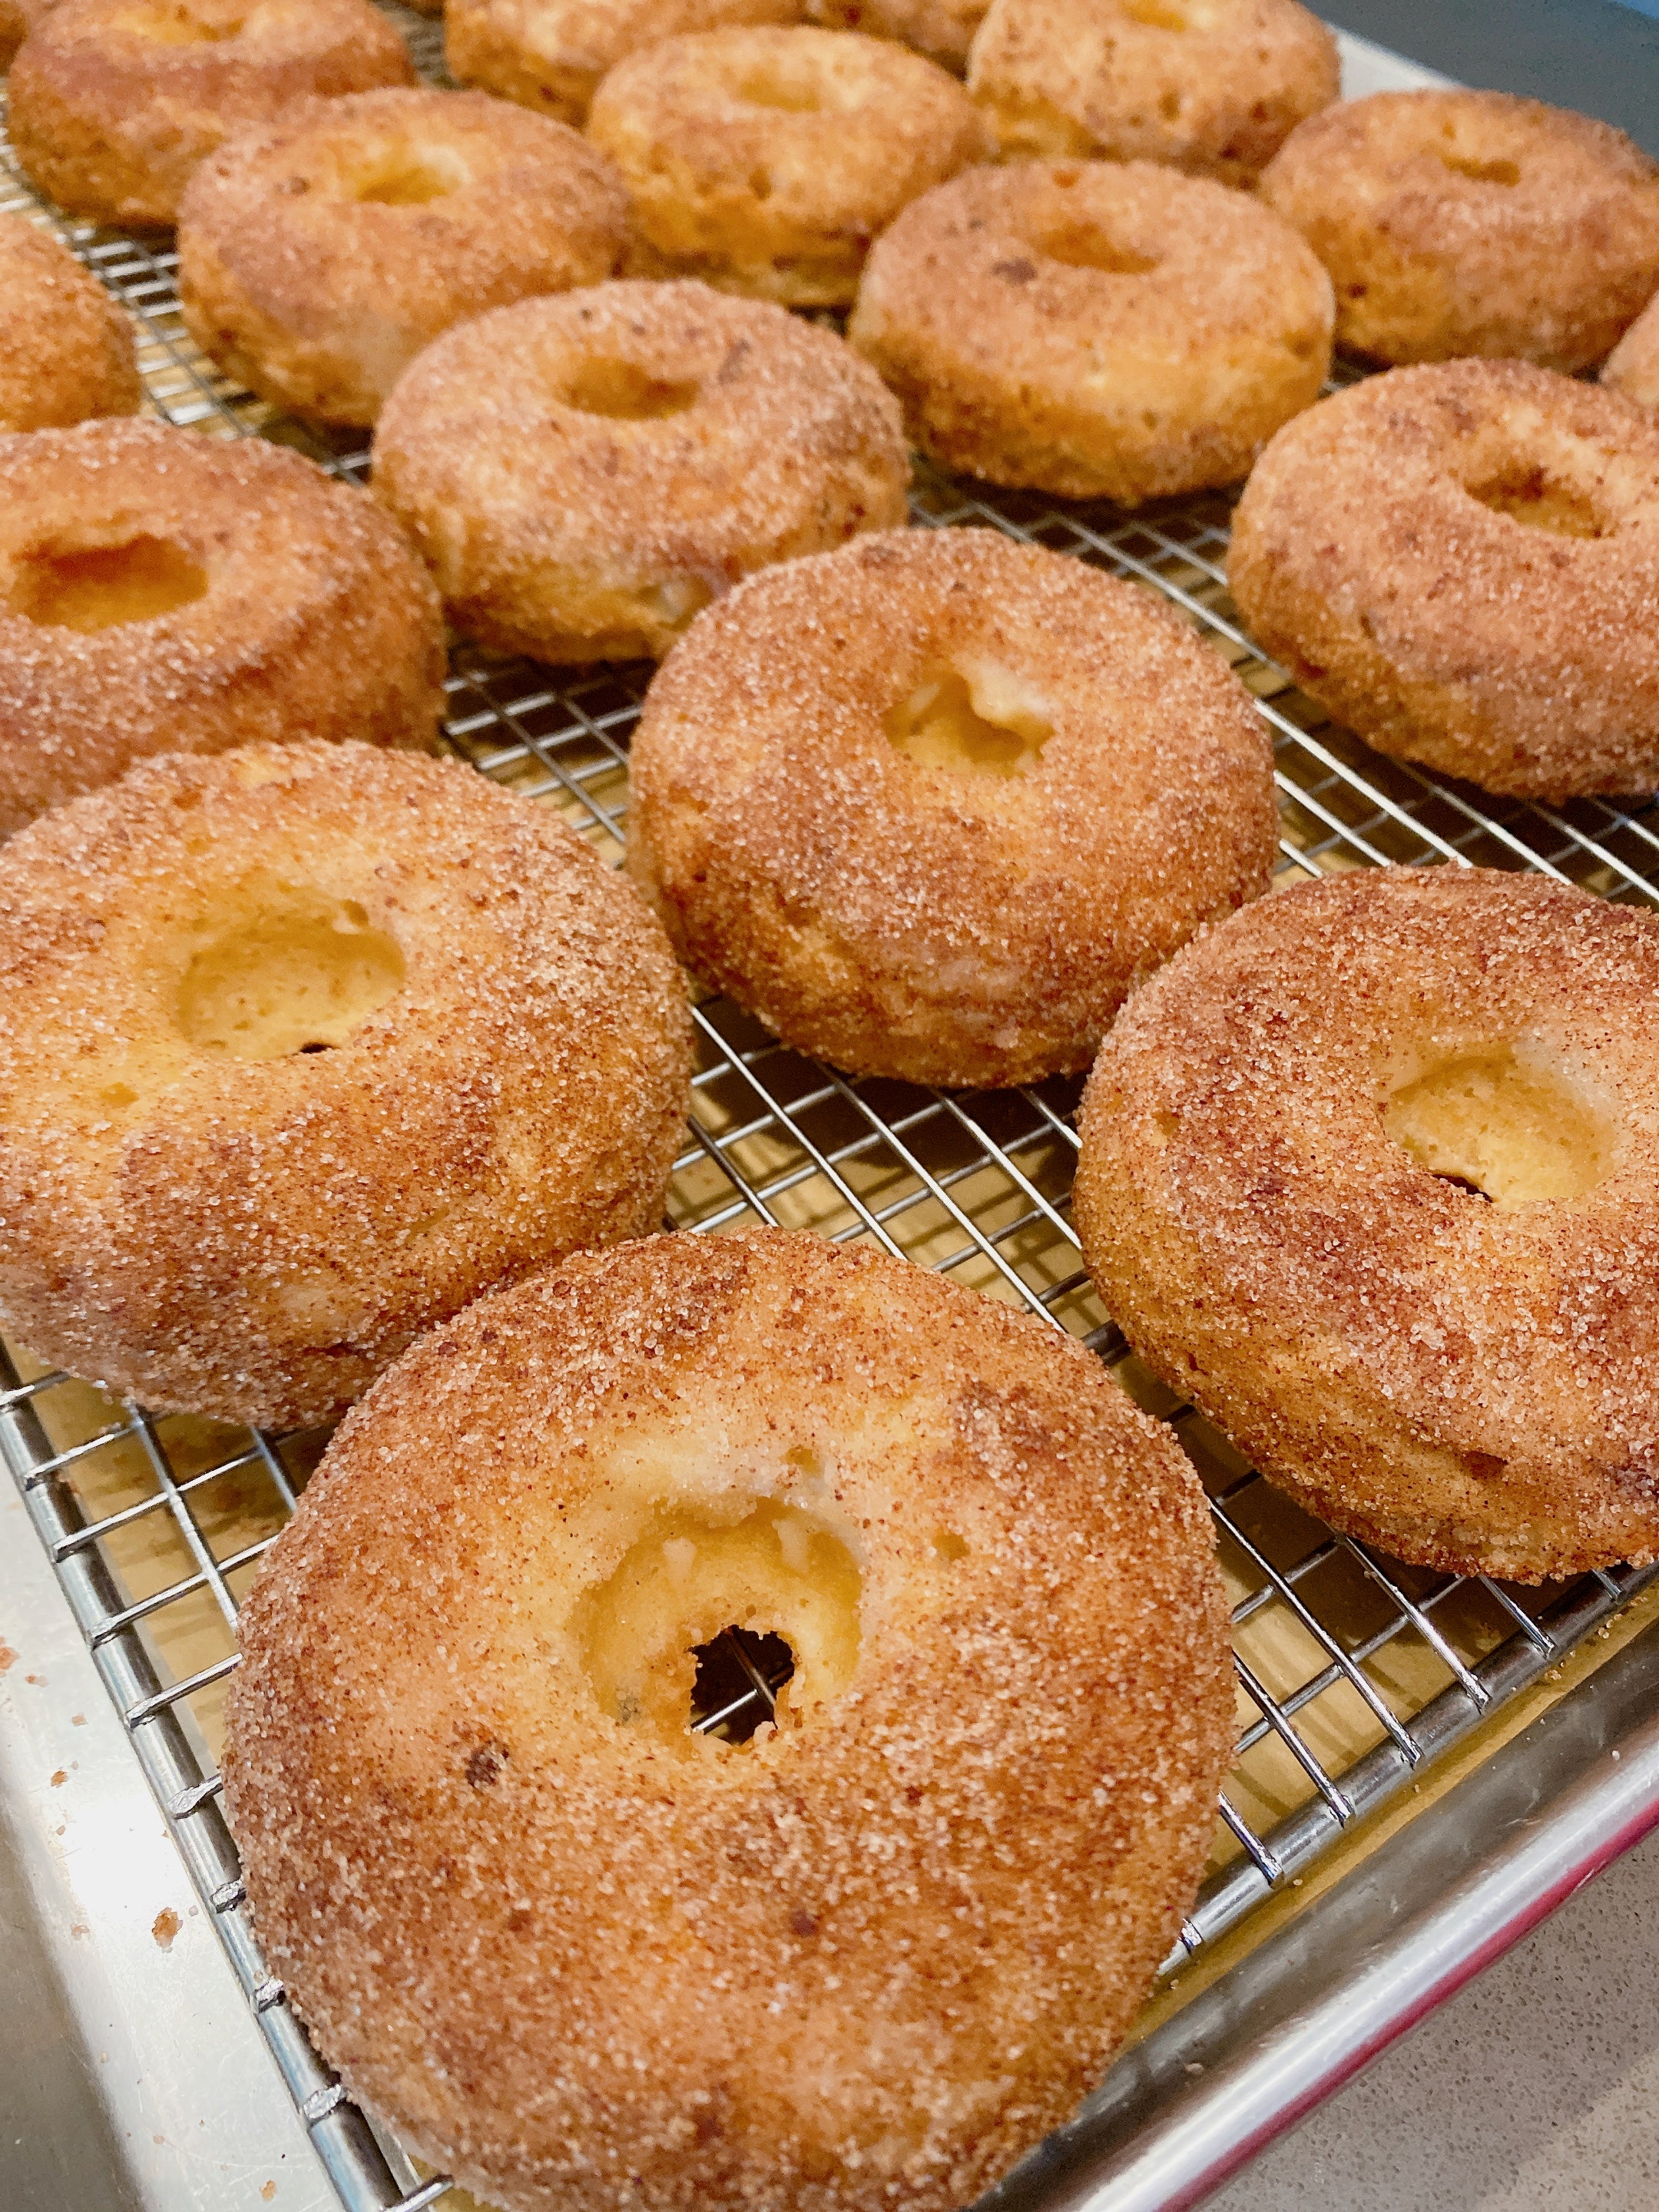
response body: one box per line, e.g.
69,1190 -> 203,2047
886,663 -> 1055,780
689,1627 -> 796,1743
1384,1040 -> 1617,1207
343,144 -> 474,206
1121,0 -> 1211,29
1462,465 -> 1608,541
1438,152 -> 1521,187
574,1499 -> 861,1756
558,359 -> 700,421
119,2 -> 244,41
8,535 -> 207,632
176,890 -> 406,1061
731,60 -> 830,113
1030,224 -> 1160,278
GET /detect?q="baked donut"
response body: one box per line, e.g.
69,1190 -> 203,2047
1075,865 -> 1659,1583
0,417 -> 445,839
445,0 -> 800,128
967,0 -> 1337,188
1259,91 -> 1659,373
628,528 -> 1277,1088
1228,360 -> 1659,801
0,217 -> 142,434
177,91 -> 631,429
588,27 -> 987,309
373,280 -> 909,664
810,0 -> 986,72
0,742 -> 694,1429
223,1225 -> 1234,2212
1604,288 -> 1659,412
849,160 -> 1333,504
6,0 -> 416,229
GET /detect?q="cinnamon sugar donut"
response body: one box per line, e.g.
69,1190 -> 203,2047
588,27 -> 987,309
1075,865 -> 1659,1582
627,528 -> 1277,1088
7,0 -> 416,228
373,280 -> 909,664
1604,289 -> 1659,412
967,0 -> 1338,188
0,418 -> 445,838
445,0 -> 799,128
1228,360 -> 1659,801
849,160 -> 1332,504
223,1225 -> 1234,2212
1259,91 -> 1659,372
0,217 -> 141,434
177,91 -> 631,429
0,742 -> 694,1429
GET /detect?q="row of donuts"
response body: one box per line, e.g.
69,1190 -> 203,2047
5,253 -> 1657,833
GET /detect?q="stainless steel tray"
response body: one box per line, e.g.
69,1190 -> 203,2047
5,18 -> 1659,2212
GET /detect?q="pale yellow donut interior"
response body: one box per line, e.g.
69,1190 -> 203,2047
1031,220 -> 1160,277
343,142 -> 475,207
116,3 -> 244,44
1439,152 -> 1521,187
1384,1038 -> 1617,1207
574,1497 -> 862,1757
886,661 -> 1055,779
1462,465 -> 1607,539
176,889 -> 406,1061
9,535 -> 208,631
733,58 -> 829,113
558,359 -> 701,422
1118,0 -> 1220,35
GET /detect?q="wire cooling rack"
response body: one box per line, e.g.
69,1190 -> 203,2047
7,21 -> 1659,2209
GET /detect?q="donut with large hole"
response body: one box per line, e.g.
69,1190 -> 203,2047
1258,90 -> 1659,371
7,0 -> 416,228
445,0 -> 800,128
0,216 -> 141,434
626,527 -> 1278,1088
849,158 -> 1333,503
222,1224 -> 1235,2212
1227,359 -> 1659,800
588,26 -> 987,309
177,90 -> 631,429
0,741 -> 694,1429
372,279 -> 909,664
1075,865 -> 1659,1581
966,0 -> 1338,188
0,417 -> 445,839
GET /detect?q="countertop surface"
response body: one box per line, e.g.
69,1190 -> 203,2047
1210,1822 -> 1659,2211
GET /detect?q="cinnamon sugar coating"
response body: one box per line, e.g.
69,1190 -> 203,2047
373,280 -> 909,664
967,0 -> 1337,187
6,0 -> 416,228
222,1226 -> 1233,2212
177,90 -> 631,429
1604,288 -> 1659,412
628,528 -> 1277,1088
1075,866 -> 1659,1582
849,161 -> 1333,503
1228,361 -> 1659,800
1260,91 -> 1659,372
0,418 -> 445,837
445,0 -> 800,127
0,742 -> 694,1429
810,0 -> 985,71
0,217 -> 141,434
588,27 -> 987,310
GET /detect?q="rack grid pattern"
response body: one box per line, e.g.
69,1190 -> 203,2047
5,28 -> 1659,2209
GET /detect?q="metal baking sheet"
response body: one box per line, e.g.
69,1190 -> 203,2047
5,16 -> 1659,2212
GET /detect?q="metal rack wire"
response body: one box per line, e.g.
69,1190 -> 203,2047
5,23 -> 1659,2209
